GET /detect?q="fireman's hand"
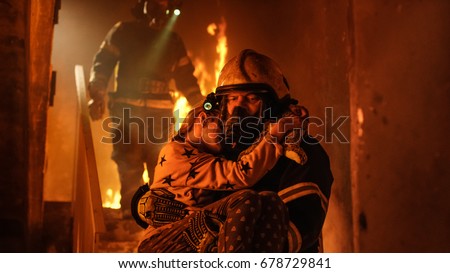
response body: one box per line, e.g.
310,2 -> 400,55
87,81 -> 106,121
88,98 -> 105,121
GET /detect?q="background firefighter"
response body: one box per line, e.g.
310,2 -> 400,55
87,0 -> 204,218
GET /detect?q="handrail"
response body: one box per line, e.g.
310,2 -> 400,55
72,65 -> 106,252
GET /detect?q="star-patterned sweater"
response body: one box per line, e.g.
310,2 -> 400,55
150,136 -> 283,208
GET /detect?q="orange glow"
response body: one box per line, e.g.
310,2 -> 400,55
192,56 -> 214,95
142,163 -> 150,184
212,17 -> 228,85
102,188 -> 121,209
173,17 -> 228,129
173,91 -> 190,131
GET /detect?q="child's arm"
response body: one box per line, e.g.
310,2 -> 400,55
152,116 -> 302,190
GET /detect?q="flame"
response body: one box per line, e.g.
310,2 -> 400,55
192,56 -> 214,95
102,164 -> 149,209
211,17 -> 228,84
172,17 -> 228,127
142,162 -> 150,184
102,188 -> 121,209
172,91 -> 191,131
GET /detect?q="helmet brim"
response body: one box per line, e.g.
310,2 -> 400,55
215,83 -> 276,97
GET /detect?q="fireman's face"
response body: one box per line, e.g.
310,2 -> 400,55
225,91 -> 262,118
201,117 -> 223,155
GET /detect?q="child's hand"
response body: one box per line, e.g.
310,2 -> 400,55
288,104 -> 309,132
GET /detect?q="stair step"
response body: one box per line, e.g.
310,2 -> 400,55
96,208 -> 146,252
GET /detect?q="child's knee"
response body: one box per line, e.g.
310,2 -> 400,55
229,189 -> 261,210
259,191 -> 283,204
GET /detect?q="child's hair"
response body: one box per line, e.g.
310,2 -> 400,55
172,106 -> 221,142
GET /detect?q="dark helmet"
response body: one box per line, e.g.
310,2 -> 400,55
131,0 -> 182,27
215,49 -> 291,102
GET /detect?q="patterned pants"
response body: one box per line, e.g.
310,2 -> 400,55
138,189 -> 289,252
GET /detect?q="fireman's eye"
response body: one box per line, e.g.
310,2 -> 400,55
246,95 -> 261,103
226,96 -> 238,102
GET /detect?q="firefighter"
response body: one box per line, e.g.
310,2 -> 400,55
134,49 -> 333,253
214,49 -> 334,252
87,0 -> 204,218
135,95 -> 305,252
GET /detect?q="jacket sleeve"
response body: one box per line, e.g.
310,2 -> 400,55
276,137 -> 334,252
89,21 -> 122,89
280,183 -> 330,252
153,137 -> 283,190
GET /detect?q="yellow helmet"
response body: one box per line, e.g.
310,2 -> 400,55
215,49 -> 290,101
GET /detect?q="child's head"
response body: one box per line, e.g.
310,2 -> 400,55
174,93 -> 224,154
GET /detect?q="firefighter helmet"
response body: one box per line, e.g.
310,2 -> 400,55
215,49 -> 290,101
131,0 -> 182,27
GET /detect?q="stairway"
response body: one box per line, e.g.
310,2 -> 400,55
96,208 -> 146,253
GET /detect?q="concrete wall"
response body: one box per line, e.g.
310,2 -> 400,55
0,0 -> 29,252
0,0 -> 56,252
350,0 -> 450,252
